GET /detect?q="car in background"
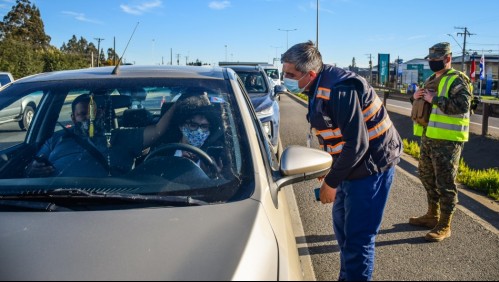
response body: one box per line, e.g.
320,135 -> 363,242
0,72 -> 13,87
261,64 -> 282,87
0,71 -> 40,130
0,65 -> 332,281
223,65 -> 286,154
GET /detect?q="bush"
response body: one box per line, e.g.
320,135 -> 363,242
402,139 -> 499,201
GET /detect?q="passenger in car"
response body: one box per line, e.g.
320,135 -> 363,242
25,93 -> 178,178
245,74 -> 261,92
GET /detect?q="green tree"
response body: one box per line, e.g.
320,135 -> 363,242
106,48 -> 118,65
60,35 -> 98,68
0,0 -> 50,49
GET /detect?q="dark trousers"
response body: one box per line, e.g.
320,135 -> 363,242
333,166 -> 395,281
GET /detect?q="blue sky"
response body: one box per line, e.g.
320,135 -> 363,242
1,0 -> 498,68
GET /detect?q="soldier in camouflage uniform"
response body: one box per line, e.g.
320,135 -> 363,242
409,42 -> 472,242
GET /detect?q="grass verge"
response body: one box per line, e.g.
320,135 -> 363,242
402,139 -> 499,201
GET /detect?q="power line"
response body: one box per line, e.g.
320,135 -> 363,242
94,37 -> 105,67
455,27 -> 475,72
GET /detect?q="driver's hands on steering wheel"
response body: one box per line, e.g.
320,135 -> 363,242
181,150 -> 199,162
181,150 -> 223,176
200,155 -> 223,175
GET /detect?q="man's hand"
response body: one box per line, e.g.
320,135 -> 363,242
319,181 -> 337,204
26,160 -> 54,177
413,89 -> 424,100
422,89 -> 436,104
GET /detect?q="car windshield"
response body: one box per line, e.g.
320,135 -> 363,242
0,77 -> 253,208
265,69 -> 279,80
237,71 -> 268,95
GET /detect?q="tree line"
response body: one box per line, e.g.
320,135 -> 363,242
0,0 -> 118,79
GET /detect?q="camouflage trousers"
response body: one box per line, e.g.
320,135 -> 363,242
418,134 -> 464,214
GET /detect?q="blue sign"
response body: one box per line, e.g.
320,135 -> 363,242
378,54 -> 390,85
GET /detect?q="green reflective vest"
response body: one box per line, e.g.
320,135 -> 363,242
414,69 -> 471,142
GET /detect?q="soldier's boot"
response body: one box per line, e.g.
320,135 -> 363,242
409,202 -> 439,229
425,213 -> 453,242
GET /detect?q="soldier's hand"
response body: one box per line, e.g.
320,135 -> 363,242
413,89 -> 424,100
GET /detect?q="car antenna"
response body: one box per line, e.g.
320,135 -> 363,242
112,21 -> 140,75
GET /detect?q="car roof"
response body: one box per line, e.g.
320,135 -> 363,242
13,65 -> 227,84
222,65 -> 264,72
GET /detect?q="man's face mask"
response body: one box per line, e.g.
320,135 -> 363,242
181,126 -> 210,148
283,73 -> 311,94
429,59 -> 446,72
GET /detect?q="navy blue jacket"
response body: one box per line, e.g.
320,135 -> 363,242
307,65 -> 402,188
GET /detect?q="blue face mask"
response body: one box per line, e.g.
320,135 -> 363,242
181,127 -> 210,148
283,74 -> 309,94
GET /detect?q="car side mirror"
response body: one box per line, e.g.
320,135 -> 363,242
274,85 -> 287,94
270,146 -> 332,207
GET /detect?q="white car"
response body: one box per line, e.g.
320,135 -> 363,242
0,65 -> 332,280
263,65 -> 282,86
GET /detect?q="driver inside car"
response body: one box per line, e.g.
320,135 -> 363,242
25,93 -> 178,178
153,91 -> 224,177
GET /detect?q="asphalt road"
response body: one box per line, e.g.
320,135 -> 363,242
279,92 -> 499,281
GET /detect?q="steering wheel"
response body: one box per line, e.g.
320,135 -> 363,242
143,143 -> 219,177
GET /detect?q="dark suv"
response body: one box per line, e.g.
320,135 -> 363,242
223,65 -> 286,154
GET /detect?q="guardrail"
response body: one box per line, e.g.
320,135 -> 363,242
375,86 -> 499,136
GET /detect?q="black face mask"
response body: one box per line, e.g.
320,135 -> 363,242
429,60 -> 445,72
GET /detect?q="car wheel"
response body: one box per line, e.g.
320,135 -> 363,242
18,105 -> 35,130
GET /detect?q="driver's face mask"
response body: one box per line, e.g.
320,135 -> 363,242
74,118 -> 105,137
181,126 -> 210,148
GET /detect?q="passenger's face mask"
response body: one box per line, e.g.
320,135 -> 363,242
181,127 -> 210,148
283,73 -> 310,94
429,60 -> 446,72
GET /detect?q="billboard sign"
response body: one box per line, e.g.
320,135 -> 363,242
378,54 -> 390,85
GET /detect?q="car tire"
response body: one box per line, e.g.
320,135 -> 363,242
19,105 -> 35,130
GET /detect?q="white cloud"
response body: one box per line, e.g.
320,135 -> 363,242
62,11 -> 103,24
120,0 -> 162,15
208,1 -> 231,10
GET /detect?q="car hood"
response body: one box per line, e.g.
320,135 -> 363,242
250,94 -> 274,112
0,199 -> 278,281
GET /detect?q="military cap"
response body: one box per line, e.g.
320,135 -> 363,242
425,42 -> 452,59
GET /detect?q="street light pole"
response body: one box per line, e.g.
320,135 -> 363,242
225,45 -> 227,62
278,28 -> 297,50
316,0 -> 319,49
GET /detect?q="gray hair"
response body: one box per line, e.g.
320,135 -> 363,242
281,40 -> 323,73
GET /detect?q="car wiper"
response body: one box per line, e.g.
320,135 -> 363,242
0,189 -> 207,207
0,199 -> 70,211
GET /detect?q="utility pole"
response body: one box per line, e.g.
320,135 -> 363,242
456,27 -> 475,72
316,0 -> 319,50
94,37 -> 104,67
113,37 -> 116,65
278,28 -> 297,50
366,54 -> 373,84
176,53 -> 181,65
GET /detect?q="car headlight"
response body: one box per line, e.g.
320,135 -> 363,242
256,106 -> 274,118
262,121 -> 272,136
